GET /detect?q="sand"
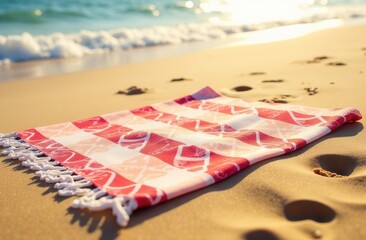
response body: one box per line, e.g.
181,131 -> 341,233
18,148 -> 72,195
1,23 -> 366,240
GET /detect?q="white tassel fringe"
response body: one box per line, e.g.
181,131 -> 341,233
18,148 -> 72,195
0,132 -> 137,227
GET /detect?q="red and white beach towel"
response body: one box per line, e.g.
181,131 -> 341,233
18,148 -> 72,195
0,87 -> 361,226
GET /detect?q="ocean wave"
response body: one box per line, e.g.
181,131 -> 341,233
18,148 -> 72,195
1,7 -> 366,64
0,23 -> 227,62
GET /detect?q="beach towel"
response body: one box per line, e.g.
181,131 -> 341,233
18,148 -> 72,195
0,86 -> 361,227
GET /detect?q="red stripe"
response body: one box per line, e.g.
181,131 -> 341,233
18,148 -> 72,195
17,128 -> 167,207
174,97 -> 361,128
73,116 -> 250,182
322,110 -> 362,130
131,106 -> 303,153
175,95 -> 196,105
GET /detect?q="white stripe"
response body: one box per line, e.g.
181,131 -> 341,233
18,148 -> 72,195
38,122 -> 92,146
290,126 -> 331,144
208,96 -> 350,117
144,172 -> 214,199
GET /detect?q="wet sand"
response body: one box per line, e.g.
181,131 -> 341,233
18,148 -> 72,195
0,23 -> 365,240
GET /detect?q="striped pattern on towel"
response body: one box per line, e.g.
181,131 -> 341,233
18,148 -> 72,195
16,86 -> 362,208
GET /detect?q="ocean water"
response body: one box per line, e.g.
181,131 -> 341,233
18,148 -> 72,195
1,0 -> 366,64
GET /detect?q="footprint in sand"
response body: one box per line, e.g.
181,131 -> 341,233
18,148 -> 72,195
232,86 -> 253,92
259,98 -> 288,104
258,94 -> 295,104
284,200 -> 336,223
304,87 -> 318,96
243,229 -> 279,240
249,72 -> 266,76
362,48 -> 366,55
313,154 -> 357,178
116,86 -> 149,95
220,86 -> 253,97
170,77 -> 192,82
306,56 -> 331,64
262,79 -> 284,83
327,62 -> 347,66
296,56 -> 346,66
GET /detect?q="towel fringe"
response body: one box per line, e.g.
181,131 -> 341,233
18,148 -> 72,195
0,132 -> 137,227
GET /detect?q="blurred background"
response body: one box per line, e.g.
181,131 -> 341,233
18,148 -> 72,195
1,0 -> 366,79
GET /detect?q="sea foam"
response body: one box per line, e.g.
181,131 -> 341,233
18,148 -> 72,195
1,6 -> 366,65
0,23 -> 234,64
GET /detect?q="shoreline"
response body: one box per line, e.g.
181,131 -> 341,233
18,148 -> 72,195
0,19 -> 350,82
0,23 -> 365,240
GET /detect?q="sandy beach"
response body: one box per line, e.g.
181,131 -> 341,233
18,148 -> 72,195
0,23 -> 366,240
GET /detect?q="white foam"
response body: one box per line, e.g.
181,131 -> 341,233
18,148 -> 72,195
1,7 -> 366,63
